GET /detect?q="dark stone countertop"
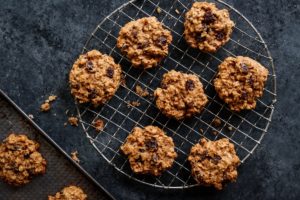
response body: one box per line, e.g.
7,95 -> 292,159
0,0 -> 300,199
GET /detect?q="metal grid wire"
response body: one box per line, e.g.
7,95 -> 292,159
76,0 -> 277,189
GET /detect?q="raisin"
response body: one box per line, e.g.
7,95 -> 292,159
157,35 -> 167,47
198,150 -> 208,161
241,63 -> 249,73
185,79 -> 195,91
203,10 -> 216,25
211,155 -> 222,164
145,137 -> 158,151
249,76 -> 254,87
72,84 -> 80,90
86,61 -> 94,72
88,89 -> 97,99
24,154 -> 31,159
216,31 -> 225,41
106,67 -> 114,78
241,91 -> 248,100
131,28 -> 138,38
161,83 -> 167,89
195,34 -> 206,43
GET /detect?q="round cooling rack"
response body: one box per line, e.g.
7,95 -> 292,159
76,0 -> 277,189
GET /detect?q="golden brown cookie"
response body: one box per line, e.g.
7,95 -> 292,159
120,126 -> 177,176
69,50 -> 122,106
214,56 -> 269,111
117,17 -> 172,69
188,138 -> 240,190
184,2 -> 234,53
0,134 -> 47,186
154,70 -> 208,120
48,185 -> 87,200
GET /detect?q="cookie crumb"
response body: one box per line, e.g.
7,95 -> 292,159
175,9 -> 180,14
227,126 -> 233,131
71,151 -> 80,163
212,118 -> 222,127
65,109 -> 69,115
212,130 -> 218,135
68,117 -> 79,126
156,7 -> 161,14
28,114 -> 34,120
40,102 -> 51,112
93,119 -> 105,131
47,95 -> 57,102
63,122 -> 67,127
127,101 -> 141,108
135,85 -> 149,97
199,128 -> 204,134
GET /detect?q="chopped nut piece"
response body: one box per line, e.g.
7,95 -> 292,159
175,9 -> 180,14
135,85 -> 149,97
212,130 -> 218,135
156,7 -> 161,14
40,102 -> 51,112
212,118 -> 222,127
93,119 -> 105,131
28,114 -> 34,120
71,151 -> 80,163
199,128 -> 204,134
68,117 -> 79,126
48,95 -> 57,102
227,126 -> 233,131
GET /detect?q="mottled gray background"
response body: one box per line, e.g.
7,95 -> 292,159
0,0 -> 299,199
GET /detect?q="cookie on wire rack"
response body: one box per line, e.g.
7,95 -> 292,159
120,126 -> 177,176
214,56 -> 269,111
0,133 -> 47,186
188,138 -> 240,190
117,17 -> 172,69
184,2 -> 234,53
69,50 -> 122,106
154,70 -> 208,120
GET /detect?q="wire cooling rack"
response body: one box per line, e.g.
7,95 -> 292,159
76,0 -> 276,189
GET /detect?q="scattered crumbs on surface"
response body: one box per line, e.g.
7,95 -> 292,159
40,102 -> 51,112
63,122 -> 67,127
212,130 -> 218,135
212,118 -> 222,127
199,128 -> 204,134
175,9 -> 180,15
28,114 -> 34,120
71,151 -> 80,163
68,117 -> 79,126
47,95 -> 57,102
135,85 -> 149,97
121,74 -> 126,87
227,126 -> 233,131
127,101 -> 141,108
93,119 -> 105,131
156,7 -> 161,14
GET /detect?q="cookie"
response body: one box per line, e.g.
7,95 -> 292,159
154,70 -> 208,120
184,2 -> 234,53
117,17 -> 172,69
120,126 -> 177,176
0,134 -> 46,186
48,185 -> 87,200
214,56 -> 269,111
69,50 -> 122,106
188,138 -> 240,190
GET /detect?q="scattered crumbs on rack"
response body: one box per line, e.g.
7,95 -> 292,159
68,117 -> 79,126
40,102 -> 51,112
28,114 -> 34,120
156,7 -> 161,14
175,9 -> 180,15
40,95 -> 57,112
212,130 -> 218,135
93,119 -> 105,131
227,126 -> 233,131
127,101 -> 141,108
199,128 -> 204,134
121,74 -> 126,87
212,118 -> 222,127
71,151 -> 80,163
135,85 -> 149,97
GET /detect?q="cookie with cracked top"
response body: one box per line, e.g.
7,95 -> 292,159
48,185 -> 87,200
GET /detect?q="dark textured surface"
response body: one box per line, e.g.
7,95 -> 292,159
0,0 -> 299,199
0,95 -> 110,200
